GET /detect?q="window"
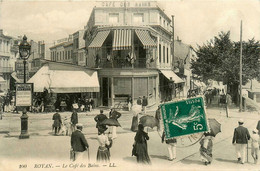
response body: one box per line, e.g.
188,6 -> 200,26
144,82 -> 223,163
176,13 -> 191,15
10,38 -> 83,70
159,44 -> 161,63
160,16 -> 162,25
163,46 -> 165,63
63,51 -> 64,60
109,13 -> 119,24
167,47 -> 169,63
133,13 -> 144,23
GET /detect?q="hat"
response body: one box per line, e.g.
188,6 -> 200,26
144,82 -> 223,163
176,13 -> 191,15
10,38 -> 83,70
55,109 -> 59,112
238,119 -> 244,124
253,129 -> 258,133
76,123 -> 83,128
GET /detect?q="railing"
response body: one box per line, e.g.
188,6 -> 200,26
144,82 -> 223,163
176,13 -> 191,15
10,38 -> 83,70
98,58 -> 154,69
0,67 -> 13,73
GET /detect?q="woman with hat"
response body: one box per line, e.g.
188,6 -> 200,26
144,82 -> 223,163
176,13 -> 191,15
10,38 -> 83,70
96,129 -> 112,163
134,124 -> 151,164
199,132 -> 214,165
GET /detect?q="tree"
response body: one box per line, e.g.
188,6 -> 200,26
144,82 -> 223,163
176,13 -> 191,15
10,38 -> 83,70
191,31 -> 260,104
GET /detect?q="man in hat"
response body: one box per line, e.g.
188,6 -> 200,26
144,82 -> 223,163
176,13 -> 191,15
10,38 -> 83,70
94,110 -> 108,134
71,123 -> 89,161
232,119 -> 250,164
109,107 -> 121,139
71,109 -> 78,132
142,96 -> 148,114
52,109 -> 62,135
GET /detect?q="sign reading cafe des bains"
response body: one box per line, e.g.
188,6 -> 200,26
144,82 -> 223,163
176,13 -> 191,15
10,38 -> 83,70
160,97 -> 209,139
15,83 -> 33,107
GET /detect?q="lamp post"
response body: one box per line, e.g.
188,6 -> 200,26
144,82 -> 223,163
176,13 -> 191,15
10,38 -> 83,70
19,35 -> 31,139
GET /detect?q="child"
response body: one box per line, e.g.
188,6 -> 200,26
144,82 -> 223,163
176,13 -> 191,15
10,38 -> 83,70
251,129 -> 259,164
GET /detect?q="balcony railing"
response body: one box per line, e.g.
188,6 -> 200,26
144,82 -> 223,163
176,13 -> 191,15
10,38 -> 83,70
0,67 -> 13,73
98,58 -> 155,69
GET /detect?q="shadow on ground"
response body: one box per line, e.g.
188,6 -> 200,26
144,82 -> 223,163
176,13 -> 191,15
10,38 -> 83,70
150,154 -> 168,160
215,158 -> 238,164
180,158 -> 204,165
122,156 -> 137,164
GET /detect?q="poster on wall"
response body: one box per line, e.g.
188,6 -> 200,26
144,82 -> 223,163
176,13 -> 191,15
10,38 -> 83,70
160,97 -> 209,139
15,83 -> 33,107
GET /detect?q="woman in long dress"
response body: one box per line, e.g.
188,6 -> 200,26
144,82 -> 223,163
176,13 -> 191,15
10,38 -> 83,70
131,112 -> 138,132
199,132 -> 214,165
134,124 -> 151,164
97,131 -> 112,163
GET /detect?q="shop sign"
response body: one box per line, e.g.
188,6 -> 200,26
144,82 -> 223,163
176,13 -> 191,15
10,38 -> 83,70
99,1 -> 155,8
160,97 -> 209,139
15,83 -> 33,107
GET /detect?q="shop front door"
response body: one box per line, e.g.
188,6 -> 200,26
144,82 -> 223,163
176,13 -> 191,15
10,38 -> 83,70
102,77 -> 109,106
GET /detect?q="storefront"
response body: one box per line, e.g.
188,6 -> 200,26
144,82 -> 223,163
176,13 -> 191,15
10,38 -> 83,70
27,62 -> 100,111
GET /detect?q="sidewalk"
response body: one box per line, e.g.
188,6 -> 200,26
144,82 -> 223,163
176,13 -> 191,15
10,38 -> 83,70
0,107 -> 259,171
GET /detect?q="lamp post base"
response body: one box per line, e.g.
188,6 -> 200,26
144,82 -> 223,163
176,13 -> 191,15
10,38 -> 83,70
19,109 -> 29,139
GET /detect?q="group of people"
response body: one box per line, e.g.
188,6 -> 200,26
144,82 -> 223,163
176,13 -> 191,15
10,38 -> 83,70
137,96 -> 148,114
71,108 -> 122,163
52,109 -> 78,136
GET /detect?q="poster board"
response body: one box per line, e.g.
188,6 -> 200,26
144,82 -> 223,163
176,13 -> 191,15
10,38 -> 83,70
15,83 -> 33,107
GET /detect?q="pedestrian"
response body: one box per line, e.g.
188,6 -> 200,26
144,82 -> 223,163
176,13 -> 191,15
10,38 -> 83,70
134,124 -> 151,164
225,93 -> 232,117
142,96 -> 148,114
52,109 -> 62,135
109,107 -> 121,139
63,116 -> 71,136
155,106 -> 161,131
131,110 -> 139,132
94,110 -> 108,134
71,109 -> 78,132
199,132 -> 214,165
161,131 -> 177,161
251,129 -> 259,164
137,96 -> 142,106
232,119 -> 251,164
96,129 -> 112,163
127,96 -> 132,111
70,123 -> 89,162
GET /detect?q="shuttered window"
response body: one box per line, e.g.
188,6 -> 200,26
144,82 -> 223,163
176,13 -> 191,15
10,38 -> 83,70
114,77 -> 131,95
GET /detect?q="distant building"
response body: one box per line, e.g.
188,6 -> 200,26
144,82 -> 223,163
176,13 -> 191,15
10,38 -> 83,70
73,29 -> 87,66
0,29 -> 14,93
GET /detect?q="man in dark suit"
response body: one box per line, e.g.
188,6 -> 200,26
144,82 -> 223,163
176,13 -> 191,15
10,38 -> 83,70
232,119 -> 250,164
71,109 -> 78,132
71,123 -> 89,161
94,110 -> 108,134
142,96 -> 148,114
109,108 -> 121,139
52,109 -> 62,135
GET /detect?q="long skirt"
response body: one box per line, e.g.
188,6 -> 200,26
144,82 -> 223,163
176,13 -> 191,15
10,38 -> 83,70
131,116 -> 138,132
97,146 -> 110,163
200,147 -> 213,162
136,142 -> 151,164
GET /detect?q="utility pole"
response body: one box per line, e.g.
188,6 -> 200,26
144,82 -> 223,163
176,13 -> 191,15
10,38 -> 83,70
239,20 -> 243,112
171,15 -> 175,99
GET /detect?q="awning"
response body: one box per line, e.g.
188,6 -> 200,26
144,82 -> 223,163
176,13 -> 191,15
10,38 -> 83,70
11,72 -> 22,83
160,70 -> 184,84
113,29 -> 132,50
135,30 -> 156,49
88,30 -> 110,48
28,64 -> 100,93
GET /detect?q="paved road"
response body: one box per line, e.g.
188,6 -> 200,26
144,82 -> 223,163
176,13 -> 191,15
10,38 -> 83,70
0,107 -> 259,171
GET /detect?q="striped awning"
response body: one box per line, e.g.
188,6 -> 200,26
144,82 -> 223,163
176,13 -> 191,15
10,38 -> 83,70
135,30 -> 156,49
88,30 -> 110,48
113,29 -> 132,50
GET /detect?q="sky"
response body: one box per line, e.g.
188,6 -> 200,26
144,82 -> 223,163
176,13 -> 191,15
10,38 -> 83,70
0,0 -> 259,52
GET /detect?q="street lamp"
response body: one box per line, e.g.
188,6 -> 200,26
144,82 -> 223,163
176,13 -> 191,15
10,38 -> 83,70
19,35 -> 31,139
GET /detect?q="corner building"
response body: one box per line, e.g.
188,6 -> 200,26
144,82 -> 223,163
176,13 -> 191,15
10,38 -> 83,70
84,1 -> 184,108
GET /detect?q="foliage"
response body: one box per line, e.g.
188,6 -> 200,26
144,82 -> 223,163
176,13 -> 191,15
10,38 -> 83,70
191,31 -> 260,104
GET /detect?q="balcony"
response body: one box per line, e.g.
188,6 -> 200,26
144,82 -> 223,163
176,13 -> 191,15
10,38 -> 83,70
0,67 -> 13,73
98,58 -> 155,69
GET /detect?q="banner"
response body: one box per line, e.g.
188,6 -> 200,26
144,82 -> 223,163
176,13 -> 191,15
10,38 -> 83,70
15,83 -> 33,107
160,97 -> 208,139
